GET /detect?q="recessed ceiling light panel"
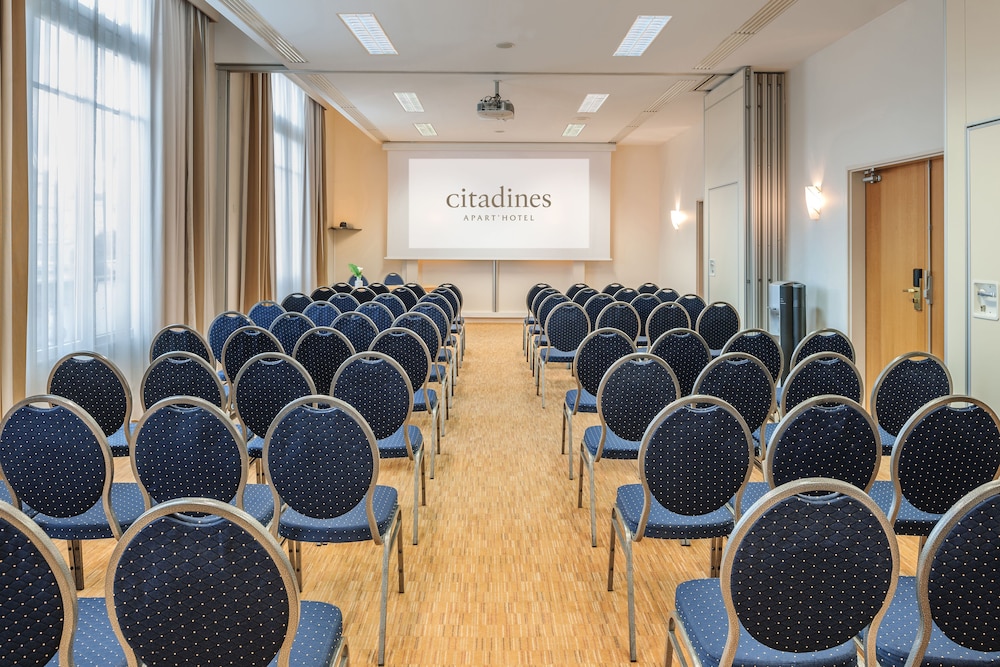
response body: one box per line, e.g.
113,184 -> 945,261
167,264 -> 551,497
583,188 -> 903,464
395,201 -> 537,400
394,92 -> 424,112
339,13 -> 397,55
563,124 -> 585,137
414,123 -> 437,137
578,94 -> 609,114
614,15 -> 670,57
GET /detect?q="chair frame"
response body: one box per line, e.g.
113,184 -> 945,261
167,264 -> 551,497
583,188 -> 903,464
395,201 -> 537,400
779,351 -> 863,416
869,350 -> 953,455
139,350 -> 226,411
790,327 -> 855,367
149,323 -> 215,365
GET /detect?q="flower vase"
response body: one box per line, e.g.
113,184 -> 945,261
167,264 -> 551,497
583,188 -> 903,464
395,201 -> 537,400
352,276 -> 364,288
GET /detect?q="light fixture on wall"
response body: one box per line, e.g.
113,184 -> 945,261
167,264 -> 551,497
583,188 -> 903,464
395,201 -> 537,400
670,208 -> 686,230
805,185 -> 823,220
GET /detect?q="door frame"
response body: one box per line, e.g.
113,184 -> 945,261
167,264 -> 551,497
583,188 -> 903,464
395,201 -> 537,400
847,152 -> 944,394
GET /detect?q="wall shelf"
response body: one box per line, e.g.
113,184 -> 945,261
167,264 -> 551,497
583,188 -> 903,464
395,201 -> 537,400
330,224 -> 361,232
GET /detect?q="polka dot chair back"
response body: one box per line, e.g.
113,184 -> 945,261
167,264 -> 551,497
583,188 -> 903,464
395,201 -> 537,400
357,301 -> 395,333
371,328 -> 432,396
279,292 -> 312,313
47,352 -> 131,451
412,302 -> 452,350
573,329 -> 636,401
268,312 -> 316,356
247,300 -> 285,330
780,352 -> 863,415
870,351 -> 952,454
233,353 -> 316,442
722,328 -> 783,386
525,283 -> 551,313
648,328 -> 712,397
367,282 -> 390,295
404,282 -> 427,298
327,292 -> 360,313
791,327 -> 855,366
543,302 -> 590,354
432,287 -> 461,321
207,310 -> 253,364
220,326 -> 282,385
614,287 -> 639,303
595,301 -> 641,344
149,323 -> 214,365
140,352 -> 226,411
331,312 -> 379,353
384,272 -> 405,286
571,287 -> 597,307
292,327 -> 355,397
602,282 -> 624,296
583,293 -> 615,329
646,302 -> 691,347
655,287 -> 680,303
394,312 -> 442,362
565,282 -> 589,300
330,281 -> 353,294
676,294 -> 707,326
0,501 -> 77,666
309,286 -> 334,301
332,352 -> 412,446
302,300 -> 340,328
630,294 -> 661,341
693,353 -> 776,437
597,353 -> 680,449
636,281 -> 659,294
419,293 -> 455,325
373,292 -> 407,320
392,286 -> 418,311
696,301 -> 741,354
351,286 -> 376,304
439,282 -> 463,308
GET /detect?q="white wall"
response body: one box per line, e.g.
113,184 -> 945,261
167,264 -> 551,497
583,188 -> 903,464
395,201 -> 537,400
784,0 -> 944,333
658,122 -> 704,295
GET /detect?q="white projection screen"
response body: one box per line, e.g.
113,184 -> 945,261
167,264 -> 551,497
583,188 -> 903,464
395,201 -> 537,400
385,145 -> 612,260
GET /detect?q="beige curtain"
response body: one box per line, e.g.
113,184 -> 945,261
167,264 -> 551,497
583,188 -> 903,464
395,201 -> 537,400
306,99 -> 328,288
0,0 -> 28,412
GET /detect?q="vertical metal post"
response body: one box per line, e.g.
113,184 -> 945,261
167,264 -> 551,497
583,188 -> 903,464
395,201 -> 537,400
492,260 -> 499,313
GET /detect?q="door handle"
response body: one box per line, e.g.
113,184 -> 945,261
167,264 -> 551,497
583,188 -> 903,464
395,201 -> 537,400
902,287 -> 923,311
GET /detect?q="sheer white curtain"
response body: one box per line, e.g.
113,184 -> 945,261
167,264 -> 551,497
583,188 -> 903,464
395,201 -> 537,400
25,0 -> 154,393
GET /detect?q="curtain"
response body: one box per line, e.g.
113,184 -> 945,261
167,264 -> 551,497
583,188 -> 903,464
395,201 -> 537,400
306,97 -> 328,289
271,73 -> 311,300
238,72 -> 275,310
24,0 -> 155,395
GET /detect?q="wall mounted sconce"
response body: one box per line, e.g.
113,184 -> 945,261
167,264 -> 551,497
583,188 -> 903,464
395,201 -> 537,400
805,185 -> 823,220
670,208 -> 686,230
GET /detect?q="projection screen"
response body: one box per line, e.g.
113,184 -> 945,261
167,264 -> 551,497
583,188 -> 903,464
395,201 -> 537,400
385,144 -> 612,261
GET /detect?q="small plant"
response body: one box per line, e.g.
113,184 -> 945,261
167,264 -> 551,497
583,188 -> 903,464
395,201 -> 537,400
348,263 -> 364,279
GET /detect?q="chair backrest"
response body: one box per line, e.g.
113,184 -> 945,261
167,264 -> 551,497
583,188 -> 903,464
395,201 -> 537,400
392,286 -> 418,311
309,285 -> 334,301
791,327 -> 855,366
351,286 -> 376,303
613,287 -> 639,303
140,351 -> 226,410
412,302 -> 451,350
208,310 -> 254,363
780,351 -> 863,414
106,498 -> 303,666
636,281 -> 659,294
525,282 -> 551,312
0,501 -> 77,666
870,351 -> 953,438
628,293 -> 660,338
595,301 -> 640,343
371,327 -> 432,396
332,353 -> 414,450
890,395 -> 1000,521
220,326 -> 282,385
280,292 -> 312,313
721,327 -> 783,385
439,282 -> 463,308
543,302 -> 590,353
292,326 -> 355,395
367,282 -> 390,295
393,312 -> 442,362
384,271 -> 405,286
571,286 -> 598,306
676,293 -> 707,326
693,352 -> 775,436
420,292 -> 455,323
646,301 -> 691,345
373,292 -> 407,319
565,282 -> 589,299
530,287 -> 560,318
331,311 -> 379,352
404,282 -> 427,298
572,328 -> 636,401
149,323 -> 214,365
597,353 -> 680,453
330,281 -> 353,294
264,397 -> 381,538
720,479 -> 898,666
638,395 -> 753,534
907,480 -> 1000,662
583,292 -> 615,328
648,328 -> 712,396
654,287 -> 680,303
0,395 -> 121,536
696,301 -> 741,351
302,300 -> 340,327
131,397 -> 248,510
233,353 -> 316,441
328,291 -> 360,313
432,287 -> 461,320
356,301 -> 395,332
602,282 -> 624,295
247,300 -> 285,329
747,395 -> 880,514
268,311 -> 316,355
47,351 -> 132,440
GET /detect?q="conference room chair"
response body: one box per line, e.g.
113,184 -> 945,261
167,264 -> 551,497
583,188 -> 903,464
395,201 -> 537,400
394,311 -> 451,426
595,300 -> 641,345
384,271 -> 405,286
562,328 -> 635,477
868,394 -> 1000,539
432,286 -> 465,364
404,281 -> 426,298
310,285 -> 335,301
736,395 -> 881,513
373,291 -> 407,319
219,325 -> 282,389
565,282 -> 589,299
392,284 -> 419,311
438,281 -> 464,308
139,351 -> 226,411
528,292 -> 570,370
525,285 -> 560,354
692,352 -> 775,450
676,293 -> 707,327
292,326 -> 356,398
269,310 -> 316,355
648,328 -> 712,397
106,498 -> 348,666
579,353 -> 680,547
352,285 -> 377,303
645,302 -> 691,347
869,351 -> 952,455
348,273 -> 370,287
654,287 -> 680,303
614,286 -> 640,303
664,479 -> 898,667
148,322 -> 214,365
357,300 -> 396,332
721,327 -> 784,388
368,281 -> 391,295
328,291 -> 361,313
0,395 -> 145,590
264,396 -> 403,666
331,310 -> 379,352
247,299 -> 286,329
207,310 -> 253,368
602,281 -> 624,295
413,300 -> 459,391
636,281 -> 658,294
534,301 -> 590,409
47,351 -> 135,457
571,286 -> 598,307
582,292 -> 615,332
280,291 -> 313,313
695,301 -> 741,356
331,280 -> 354,293
872,479 -> 1000,666
629,292 -> 661,347
130,396 -> 273,526
302,299 -> 341,327
790,326 -> 856,366
608,395 -> 754,661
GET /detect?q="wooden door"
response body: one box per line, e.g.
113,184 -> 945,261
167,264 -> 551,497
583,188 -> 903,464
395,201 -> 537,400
865,157 -> 943,388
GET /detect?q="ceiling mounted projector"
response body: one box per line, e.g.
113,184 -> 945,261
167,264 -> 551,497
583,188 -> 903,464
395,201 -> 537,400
477,80 -> 514,120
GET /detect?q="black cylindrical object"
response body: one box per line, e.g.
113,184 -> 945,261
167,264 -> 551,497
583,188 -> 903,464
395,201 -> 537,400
779,282 -> 806,381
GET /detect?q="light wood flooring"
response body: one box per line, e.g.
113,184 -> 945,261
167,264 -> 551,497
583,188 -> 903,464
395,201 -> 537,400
79,320 -> 919,666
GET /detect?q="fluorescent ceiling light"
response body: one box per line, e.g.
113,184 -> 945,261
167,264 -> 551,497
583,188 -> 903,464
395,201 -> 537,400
578,94 -> 609,114
614,15 -> 671,56
339,13 -> 397,55
394,92 -> 424,112
414,123 -> 437,137
563,124 -> 585,137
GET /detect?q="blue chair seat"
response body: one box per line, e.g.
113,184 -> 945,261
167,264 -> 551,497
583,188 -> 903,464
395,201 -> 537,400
278,485 -> 398,543
539,348 -> 576,364
429,364 -> 448,384
378,425 -> 423,459
616,485 -> 734,540
271,601 -> 344,667
878,424 -> 896,456
106,422 -> 138,457
869,576 -> 1000,667
868,481 -> 943,535
54,596 -> 127,666
582,426 -> 640,460
736,481 -> 768,513
247,434 -> 263,460
413,388 -> 438,412
242,483 -> 275,526
564,389 -> 597,414
675,578 -> 858,667
32,483 -> 145,540
751,421 -> 778,445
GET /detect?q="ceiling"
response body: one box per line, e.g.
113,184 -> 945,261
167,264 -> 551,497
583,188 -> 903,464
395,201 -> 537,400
204,0 -> 904,146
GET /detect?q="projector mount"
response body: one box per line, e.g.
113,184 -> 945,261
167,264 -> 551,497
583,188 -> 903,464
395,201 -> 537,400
477,80 -> 515,120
